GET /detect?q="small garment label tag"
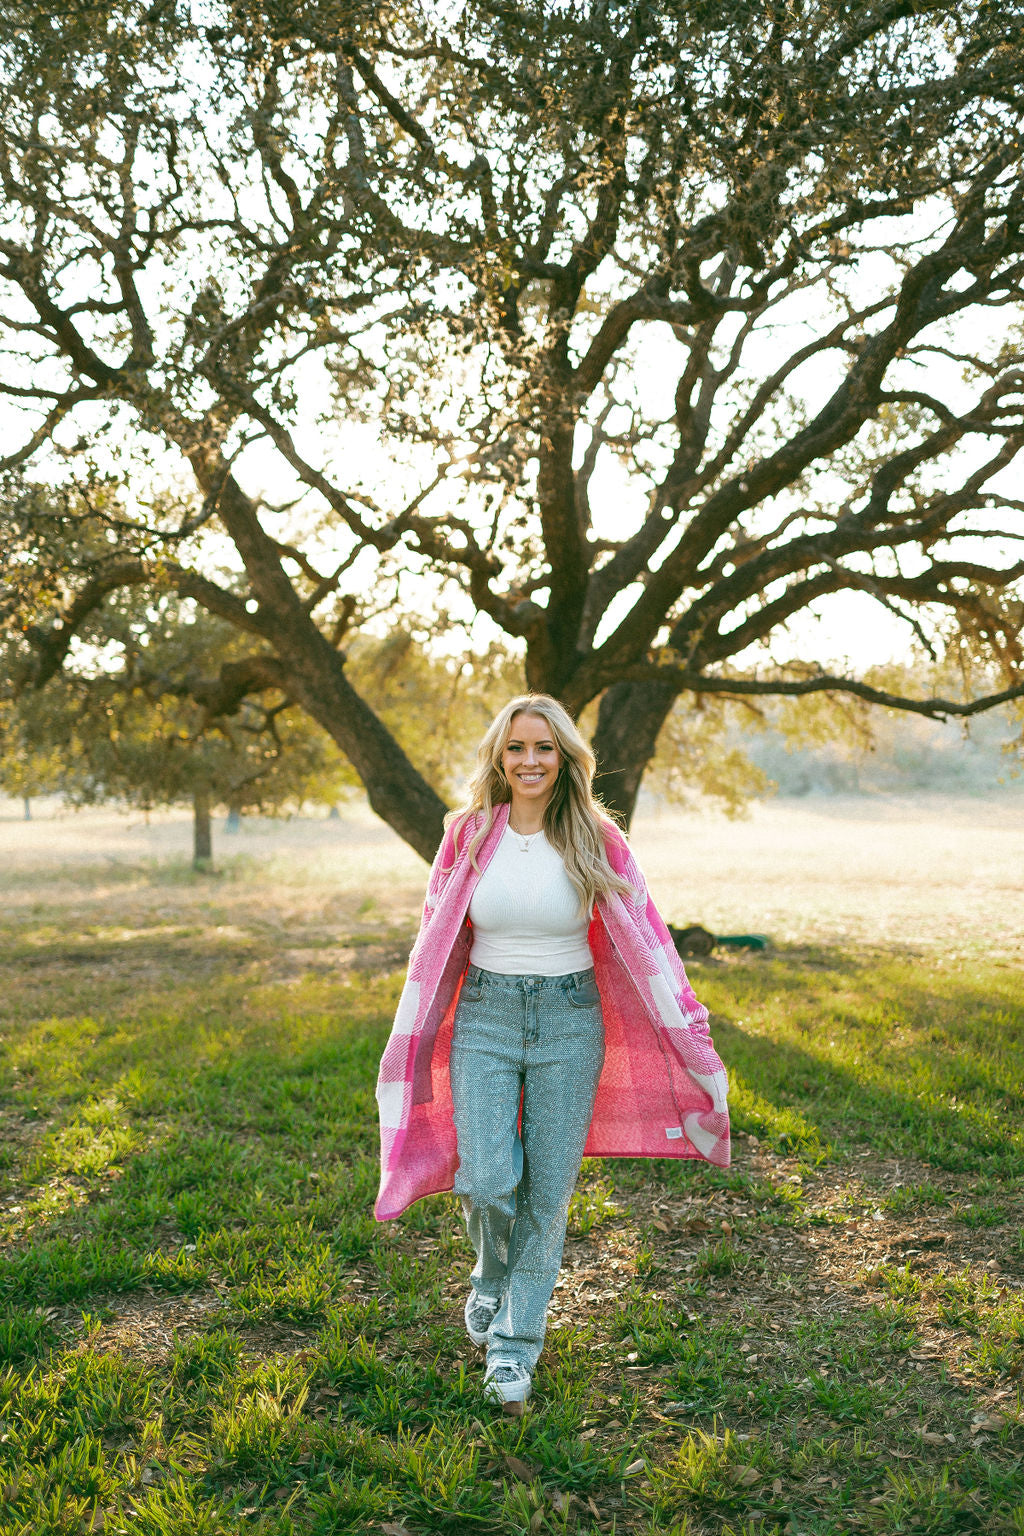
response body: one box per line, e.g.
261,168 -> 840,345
665,1126 -> 683,1140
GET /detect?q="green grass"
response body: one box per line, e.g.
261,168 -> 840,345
704,951 -> 1024,1172
0,876 -> 1021,1535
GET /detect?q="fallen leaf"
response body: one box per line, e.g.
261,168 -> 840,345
624,1458 -> 645,1476
971,1411 -> 1007,1432
772,1477 -> 783,1495
587,1496 -> 601,1519
921,1431 -> 947,1446
651,1219 -> 669,1233
505,1455 -> 536,1483
382,1524 -> 413,1536
529,1510 -> 544,1534
551,1489 -> 571,1513
729,1464 -> 761,1487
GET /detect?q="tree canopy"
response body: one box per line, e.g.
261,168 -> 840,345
1,0 -> 1023,858
0,576 -> 358,857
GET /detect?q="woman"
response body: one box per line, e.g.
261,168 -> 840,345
375,694 -> 730,1407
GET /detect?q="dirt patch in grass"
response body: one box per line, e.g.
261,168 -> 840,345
78,1289 -> 230,1358
365,1143 -> 1022,1532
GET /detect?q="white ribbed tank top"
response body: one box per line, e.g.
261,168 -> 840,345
468,826 -> 593,976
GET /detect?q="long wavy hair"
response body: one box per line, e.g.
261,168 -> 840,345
445,693 -> 633,914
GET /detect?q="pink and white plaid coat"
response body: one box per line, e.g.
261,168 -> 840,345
375,803 -> 730,1220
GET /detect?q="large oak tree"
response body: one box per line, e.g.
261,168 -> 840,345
2,0 -> 1023,859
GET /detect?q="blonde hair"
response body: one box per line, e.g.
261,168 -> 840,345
446,693 -> 633,914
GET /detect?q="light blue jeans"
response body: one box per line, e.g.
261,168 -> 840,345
450,963 -> 605,1373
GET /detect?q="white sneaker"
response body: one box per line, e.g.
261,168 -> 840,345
484,1359 -> 532,1405
464,1291 -> 500,1347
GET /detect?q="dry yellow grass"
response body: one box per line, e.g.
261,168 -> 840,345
3,790 -> 1023,960
631,791 -> 1024,958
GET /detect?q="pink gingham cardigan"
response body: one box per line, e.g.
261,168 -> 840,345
374,804 -> 730,1219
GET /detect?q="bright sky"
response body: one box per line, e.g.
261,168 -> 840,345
3,305 -> 1003,679
207,432 -> 942,676
3,56 -> 1020,683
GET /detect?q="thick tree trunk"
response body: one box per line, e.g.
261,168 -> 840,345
591,677 -> 681,827
193,466 -> 449,863
22,796 -> 31,821
225,802 -> 242,834
193,787 -> 213,866
290,652 -> 447,861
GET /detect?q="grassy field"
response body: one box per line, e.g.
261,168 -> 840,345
0,796 -> 1021,1536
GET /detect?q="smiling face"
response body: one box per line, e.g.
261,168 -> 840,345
501,712 -> 562,822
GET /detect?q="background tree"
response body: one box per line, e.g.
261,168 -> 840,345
681,653 -> 1024,799
1,587 -> 359,864
0,492 -> 540,853
2,0 -> 1024,861
0,697 -> 63,819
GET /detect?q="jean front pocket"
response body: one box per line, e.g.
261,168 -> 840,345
566,977 -> 600,1009
459,981 -> 483,1004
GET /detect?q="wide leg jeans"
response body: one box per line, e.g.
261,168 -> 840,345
449,962 -> 605,1373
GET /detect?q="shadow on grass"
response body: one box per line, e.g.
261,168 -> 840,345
0,954 -> 404,1325
0,936 -> 1019,1331
0,934 -> 1022,1536
697,947 -> 1024,1173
